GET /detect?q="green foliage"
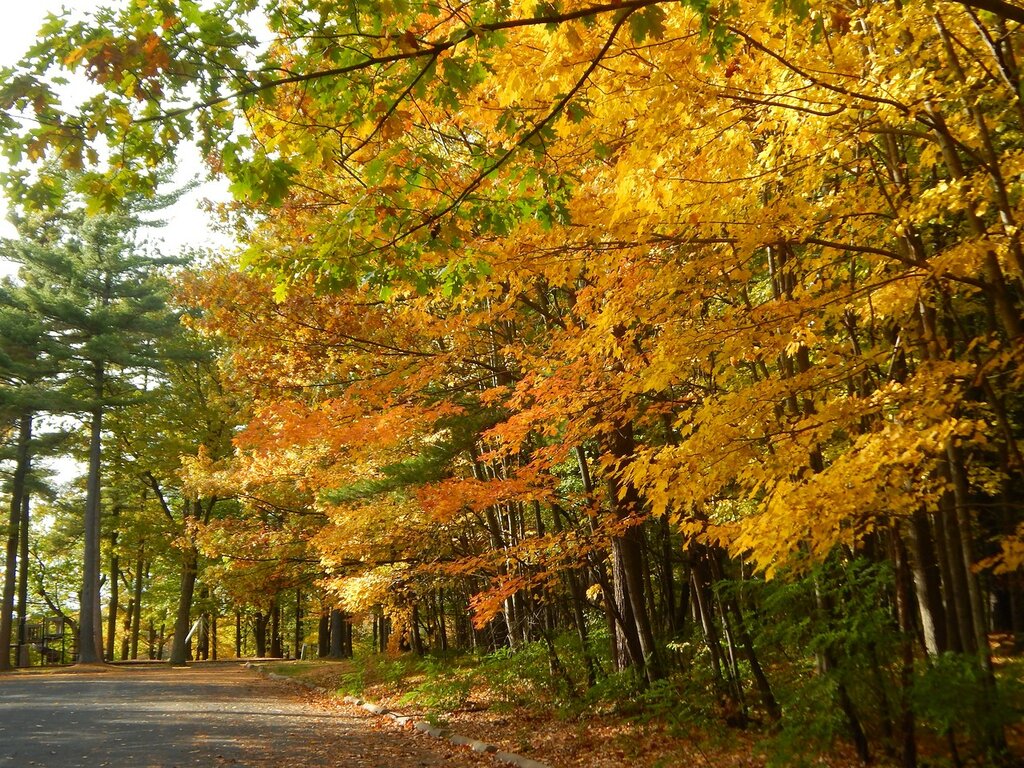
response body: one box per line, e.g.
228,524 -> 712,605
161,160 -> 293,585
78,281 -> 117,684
628,6 -> 668,43
763,674 -> 848,768
476,644 -> 549,708
335,665 -> 367,695
912,653 -> 1023,749
398,656 -> 474,721
758,558 -> 899,663
755,558 -> 902,764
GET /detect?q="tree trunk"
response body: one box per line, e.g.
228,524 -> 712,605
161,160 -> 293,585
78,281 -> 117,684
604,422 -> 663,683
16,469 -> 30,668
120,596 -> 133,661
709,548 -> 780,721
318,612 -> 330,657
329,608 -> 345,658
270,600 -> 282,658
0,413 -> 31,672
129,554 -> 144,660
105,506 -> 120,662
168,539 -> 198,666
437,588 -> 448,653
611,534 -> 645,670
79,391 -> 105,664
236,610 -> 243,658
893,531 -> 919,768
904,512 -> 947,655
197,586 -> 210,660
254,611 -> 268,657
294,589 -> 302,658
411,604 -> 424,656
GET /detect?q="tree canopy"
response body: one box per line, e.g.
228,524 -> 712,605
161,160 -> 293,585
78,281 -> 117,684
2,0 -> 1024,764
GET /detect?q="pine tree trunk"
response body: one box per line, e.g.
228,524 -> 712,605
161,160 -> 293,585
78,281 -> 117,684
16,472 -> 30,668
104,506 -> 120,662
0,413 -> 31,672
318,612 -> 330,657
270,600 -> 282,658
80,395 -> 104,664
329,608 -> 344,658
130,555 -> 144,660
294,589 -> 302,658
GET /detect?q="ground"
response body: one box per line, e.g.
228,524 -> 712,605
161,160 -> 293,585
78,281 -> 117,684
0,661 -> 490,768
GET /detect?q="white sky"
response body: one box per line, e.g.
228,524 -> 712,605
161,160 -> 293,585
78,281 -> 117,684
0,0 -> 234,275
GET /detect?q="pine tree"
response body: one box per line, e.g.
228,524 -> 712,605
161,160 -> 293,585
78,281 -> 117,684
2,206 -> 181,664
0,277 -> 65,670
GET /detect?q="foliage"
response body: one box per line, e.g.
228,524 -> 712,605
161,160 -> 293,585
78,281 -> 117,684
912,653 -> 1024,748
4,0 -> 1024,761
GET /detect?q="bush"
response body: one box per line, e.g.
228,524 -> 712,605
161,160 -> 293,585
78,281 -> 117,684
912,652 -> 1023,759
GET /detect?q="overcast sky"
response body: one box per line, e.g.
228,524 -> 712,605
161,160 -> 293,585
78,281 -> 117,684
0,1 -> 233,271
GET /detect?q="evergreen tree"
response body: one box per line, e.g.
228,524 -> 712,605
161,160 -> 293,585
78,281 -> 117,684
0,278 -> 64,670
2,207 -> 181,663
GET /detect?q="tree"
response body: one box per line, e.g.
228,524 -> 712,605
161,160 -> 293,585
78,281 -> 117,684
3,205 -> 181,663
0,275 -> 66,670
4,0 -> 1024,761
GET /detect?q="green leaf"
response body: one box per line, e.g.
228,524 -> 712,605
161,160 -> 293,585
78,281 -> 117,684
629,6 -> 668,43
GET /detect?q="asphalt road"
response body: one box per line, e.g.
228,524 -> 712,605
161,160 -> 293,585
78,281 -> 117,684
0,662 -> 486,768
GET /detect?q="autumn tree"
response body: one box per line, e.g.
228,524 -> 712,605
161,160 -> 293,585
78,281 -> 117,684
5,0 -> 1024,762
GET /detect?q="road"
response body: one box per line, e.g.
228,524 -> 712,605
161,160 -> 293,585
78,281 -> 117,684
0,662 -> 488,767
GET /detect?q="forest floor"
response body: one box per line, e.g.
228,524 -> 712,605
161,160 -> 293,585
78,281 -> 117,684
4,653 -> 1020,767
257,645 -> 1024,768
256,656 -> 857,768
0,661 -> 489,767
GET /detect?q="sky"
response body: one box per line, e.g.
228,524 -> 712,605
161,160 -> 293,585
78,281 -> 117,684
0,0 -> 234,274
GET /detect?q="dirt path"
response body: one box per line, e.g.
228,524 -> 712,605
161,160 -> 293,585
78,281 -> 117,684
0,661 -> 490,767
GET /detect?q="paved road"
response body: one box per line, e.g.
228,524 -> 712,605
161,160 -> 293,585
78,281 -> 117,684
0,662 -> 486,768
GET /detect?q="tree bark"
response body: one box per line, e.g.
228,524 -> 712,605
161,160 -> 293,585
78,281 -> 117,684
236,610 -> 243,658
318,611 -> 330,657
270,600 -> 282,658
904,513 -> 947,655
0,413 -> 31,671
104,506 -> 120,662
129,553 -> 144,660
329,608 -> 345,658
79,387 -> 105,664
168,537 -> 198,665
294,589 -> 302,658
254,611 -> 268,657
604,422 -> 663,683
15,467 -> 30,667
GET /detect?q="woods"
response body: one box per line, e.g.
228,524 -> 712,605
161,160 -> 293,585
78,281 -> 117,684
2,0 -> 1024,764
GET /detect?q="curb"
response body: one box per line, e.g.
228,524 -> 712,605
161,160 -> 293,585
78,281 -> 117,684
245,663 -> 552,768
